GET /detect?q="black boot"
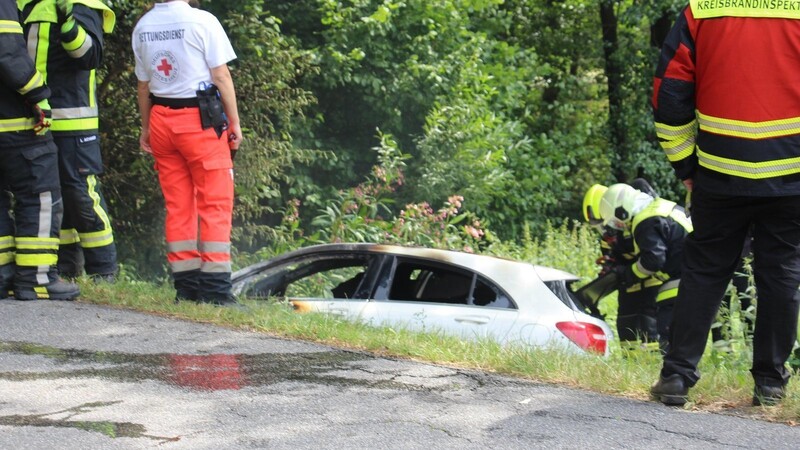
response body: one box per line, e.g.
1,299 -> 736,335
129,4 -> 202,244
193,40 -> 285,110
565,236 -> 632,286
173,269 -> 200,303
753,384 -> 785,406
14,278 -> 80,301
650,374 -> 689,406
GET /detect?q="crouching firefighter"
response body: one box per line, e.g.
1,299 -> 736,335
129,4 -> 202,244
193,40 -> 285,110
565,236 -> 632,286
582,183 -> 661,351
0,0 -> 79,300
18,0 -> 119,281
599,183 -> 692,352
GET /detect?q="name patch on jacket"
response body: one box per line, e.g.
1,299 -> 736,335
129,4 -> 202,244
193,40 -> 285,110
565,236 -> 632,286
79,135 -> 98,144
691,0 -> 800,18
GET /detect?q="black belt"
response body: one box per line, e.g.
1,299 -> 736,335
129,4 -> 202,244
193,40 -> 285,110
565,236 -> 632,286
150,95 -> 199,109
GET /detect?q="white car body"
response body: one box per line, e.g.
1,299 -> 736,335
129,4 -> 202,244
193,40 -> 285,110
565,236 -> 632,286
232,243 -> 613,355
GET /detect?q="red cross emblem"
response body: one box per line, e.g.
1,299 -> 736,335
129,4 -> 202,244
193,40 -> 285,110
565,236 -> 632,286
157,58 -> 173,76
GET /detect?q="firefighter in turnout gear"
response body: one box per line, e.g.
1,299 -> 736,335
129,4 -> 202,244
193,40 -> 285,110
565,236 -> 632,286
133,0 -> 242,305
650,1 -> 800,407
18,0 -> 118,281
0,0 -> 78,300
598,183 -> 692,353
583,182 -> 661,351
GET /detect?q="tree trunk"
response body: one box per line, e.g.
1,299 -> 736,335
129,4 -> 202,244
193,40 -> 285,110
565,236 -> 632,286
599,0 -> 626,182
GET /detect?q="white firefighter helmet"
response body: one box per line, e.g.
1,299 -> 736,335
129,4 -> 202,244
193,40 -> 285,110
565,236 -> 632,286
599,183 -> 654,230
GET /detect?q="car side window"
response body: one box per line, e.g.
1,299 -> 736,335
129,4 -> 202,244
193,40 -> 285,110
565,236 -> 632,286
386,260 -> 515,309
241,256 -> 372,300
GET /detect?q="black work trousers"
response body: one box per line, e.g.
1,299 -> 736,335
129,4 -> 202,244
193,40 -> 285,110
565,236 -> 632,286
662,188 -> 800,388
55,134 -> 117,277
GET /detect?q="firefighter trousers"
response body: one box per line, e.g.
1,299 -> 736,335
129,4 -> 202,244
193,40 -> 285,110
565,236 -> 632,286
0,139 -> 63,290
662,188 -> 800,389
55,134 -> 117,277
149,104 -> 234,301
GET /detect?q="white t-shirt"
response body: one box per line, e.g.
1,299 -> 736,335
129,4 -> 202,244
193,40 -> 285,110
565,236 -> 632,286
132,1 -> 236,98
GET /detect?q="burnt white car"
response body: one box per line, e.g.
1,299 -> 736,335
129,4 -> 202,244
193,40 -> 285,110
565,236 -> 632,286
232,243 -> 612,355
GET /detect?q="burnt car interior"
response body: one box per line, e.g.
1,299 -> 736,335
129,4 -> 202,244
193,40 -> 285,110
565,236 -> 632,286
386,260 -> 514,309
238,252 -> 515,309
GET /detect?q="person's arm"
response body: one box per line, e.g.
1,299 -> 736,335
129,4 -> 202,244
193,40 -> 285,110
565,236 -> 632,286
210,63 -> 242,150
0,1 -> 49,105
59,3 -> 106,69
136,80 -> 152,154
652,6 -> 698,183
631,218 -> 669,281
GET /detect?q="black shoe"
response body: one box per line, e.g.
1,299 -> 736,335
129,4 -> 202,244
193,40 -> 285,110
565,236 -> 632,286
650,374 -> 689,406
753,384 -> 785,406
14,279 -> 80,301
90,273 -> 116,284
198,294 -> 240,307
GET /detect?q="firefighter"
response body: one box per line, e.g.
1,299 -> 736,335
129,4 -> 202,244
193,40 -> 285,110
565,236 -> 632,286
133,0 -> 242,305
583,183 -> 660,351
18,0 -> 118,282
598,183 -> 692,353
650,2 -> 800,407
0,0 -> 78,300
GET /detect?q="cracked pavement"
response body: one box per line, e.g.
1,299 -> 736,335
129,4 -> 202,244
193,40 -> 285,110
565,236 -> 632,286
1,300 -> 799,449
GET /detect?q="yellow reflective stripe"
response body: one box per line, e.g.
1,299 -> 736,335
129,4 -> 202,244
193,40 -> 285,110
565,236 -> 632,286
59,228 -> 80,245
633,260 -> 654,278
16,253 -> 58,266
15,237 -> 59,250
32,23 -> 50,81
656,280 -> 681,302
0,252 -> 13,264
655,120 -> 696,139
698,146 -> 800,179
660,135 -> 696,162
644,277 -> 663,288
656,120 -> 697,162
690,0 -> 800,19
0,20 -> 23,34
0,118 -> 36,132
698,111 -> 800,139
0,236 -> 13,248
61,22 -> 85,50
18,71 -> 45,96
79,229 -> 114,248
89,70 -> 96,108
50,117 -> 99,132
82,175 -> 113,248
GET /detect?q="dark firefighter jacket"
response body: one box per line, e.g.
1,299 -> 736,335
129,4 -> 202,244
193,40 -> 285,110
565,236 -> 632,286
652,1 -> 800,196
0,0 -> 50,147
627,198 -> 692,302
18,0 -> 115,135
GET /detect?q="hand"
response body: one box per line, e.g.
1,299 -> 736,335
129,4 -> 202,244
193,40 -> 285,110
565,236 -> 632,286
139,129 -> 152,154
32,99 -> 51,136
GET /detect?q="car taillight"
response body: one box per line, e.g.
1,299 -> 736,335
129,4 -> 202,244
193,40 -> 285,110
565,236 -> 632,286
555,321 -> 608,354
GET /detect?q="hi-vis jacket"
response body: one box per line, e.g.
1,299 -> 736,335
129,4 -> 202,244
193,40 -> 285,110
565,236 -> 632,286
18,0 -> 115,135
628,198 -> 692,302
0,0 -> 50,146
653,1 -> 800,196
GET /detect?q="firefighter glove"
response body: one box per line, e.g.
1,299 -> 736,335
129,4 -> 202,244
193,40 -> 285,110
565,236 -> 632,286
611,264 -> 633,288
32,99 -> 52,136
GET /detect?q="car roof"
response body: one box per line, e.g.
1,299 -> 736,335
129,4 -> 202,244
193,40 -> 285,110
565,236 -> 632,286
233,243 -> 580,283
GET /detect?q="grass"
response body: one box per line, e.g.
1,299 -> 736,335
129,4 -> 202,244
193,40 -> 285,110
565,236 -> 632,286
77,275 -> 800,424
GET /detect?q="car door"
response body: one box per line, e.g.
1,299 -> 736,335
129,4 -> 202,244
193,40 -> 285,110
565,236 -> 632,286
361,256 -> 521,344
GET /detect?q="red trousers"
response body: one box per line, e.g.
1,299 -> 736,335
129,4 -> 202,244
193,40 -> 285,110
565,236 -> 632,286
149,105 -> 233,297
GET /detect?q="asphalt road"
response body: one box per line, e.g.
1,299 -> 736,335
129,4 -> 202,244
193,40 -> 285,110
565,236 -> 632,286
1,300 -> 799,449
